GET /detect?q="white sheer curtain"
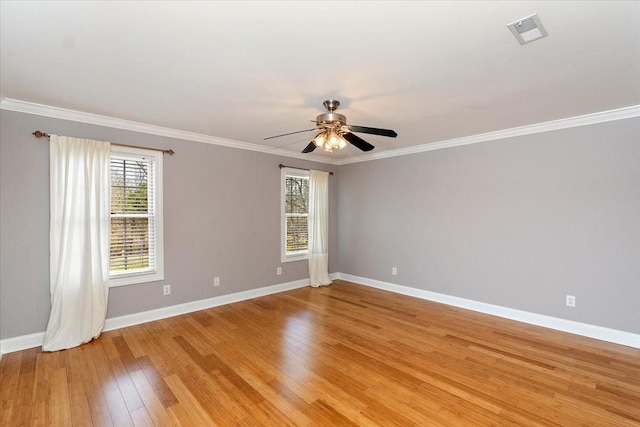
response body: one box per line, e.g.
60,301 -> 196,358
308,170 -> 332,287
43,135 -> 111,352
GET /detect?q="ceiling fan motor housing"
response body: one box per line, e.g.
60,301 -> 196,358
316,112 -> 346,127
317,99 -> 346,129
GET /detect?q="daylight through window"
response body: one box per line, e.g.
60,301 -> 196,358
110,147 -> 163,286
282,168 -> 309,262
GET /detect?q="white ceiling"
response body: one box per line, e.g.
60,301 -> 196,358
2,1 -> 639,161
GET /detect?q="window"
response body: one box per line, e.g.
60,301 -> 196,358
281,168 -> 309,262
110,146 -> 164,286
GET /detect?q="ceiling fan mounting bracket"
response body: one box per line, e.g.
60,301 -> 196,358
323,99 -> 340,112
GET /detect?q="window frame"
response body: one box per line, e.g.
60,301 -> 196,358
281,167 -> 309,263
109,145 -> 164,287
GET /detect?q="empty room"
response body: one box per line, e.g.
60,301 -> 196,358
1,1 -> 639,426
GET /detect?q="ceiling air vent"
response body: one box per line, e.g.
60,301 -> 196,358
507,13 -> 548,45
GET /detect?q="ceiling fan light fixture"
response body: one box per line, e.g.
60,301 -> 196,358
313,133 -> 327,147
324,130 -> 348,151
313,129 -> 348,151
327,130 -> 339,146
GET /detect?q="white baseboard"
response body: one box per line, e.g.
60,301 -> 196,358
0,332 -> 46,358
3,272 -> 637,356
103,278 -> 313,332
337,273 -> 640,349
0,278 -> 312,356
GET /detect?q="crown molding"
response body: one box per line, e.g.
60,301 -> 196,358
3,98 -> 637,167
0,98 -> 339,165
337,105 -> 640,165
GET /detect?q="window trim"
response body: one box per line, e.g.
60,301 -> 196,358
109,145 -> 164,287
281,167 -> 309,263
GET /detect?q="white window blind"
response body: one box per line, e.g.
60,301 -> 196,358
109,148 -> 163,285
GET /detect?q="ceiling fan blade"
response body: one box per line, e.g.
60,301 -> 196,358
302,142 -> 317,153
264,128 -> 317,140
349,125 -> 398,138
343,132 -> 375,152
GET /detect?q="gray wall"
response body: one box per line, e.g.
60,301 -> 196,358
0,110 -> 338,339
338,118 -> 640,334
2,108 -> 639,341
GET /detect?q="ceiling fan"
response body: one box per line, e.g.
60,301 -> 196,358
264,100 -> 398,153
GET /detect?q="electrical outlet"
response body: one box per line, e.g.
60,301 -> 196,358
214,276 -> 220,287
277,267 -> 282,275
392,267 -> 398,276
163,284 -> 171,296
566,295 -> 576,307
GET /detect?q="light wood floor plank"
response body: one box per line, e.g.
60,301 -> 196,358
64,347 -> 95,427
2,280 -> 639,426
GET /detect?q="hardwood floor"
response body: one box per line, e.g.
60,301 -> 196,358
1,280 -> 639,426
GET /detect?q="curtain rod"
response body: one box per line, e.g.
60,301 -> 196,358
32,131 -> 175,155
278,163 -> 333,175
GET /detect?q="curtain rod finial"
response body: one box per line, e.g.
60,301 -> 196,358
33,130 -> 50,139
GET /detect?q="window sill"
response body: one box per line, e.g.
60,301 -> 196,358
110,270 -> 164,287
281,252 -> 308,263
